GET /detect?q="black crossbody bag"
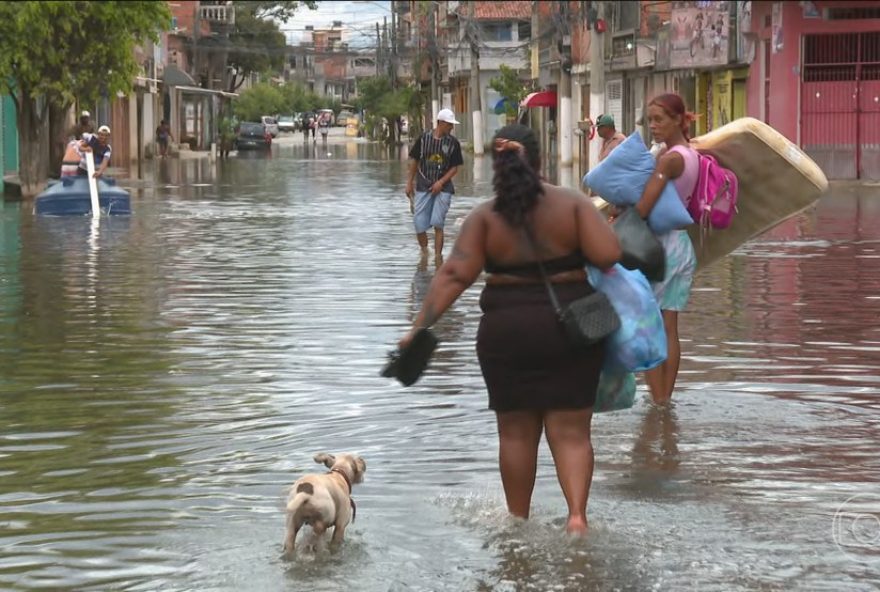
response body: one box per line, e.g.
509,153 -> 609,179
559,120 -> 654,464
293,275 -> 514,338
524,227 -> 620,348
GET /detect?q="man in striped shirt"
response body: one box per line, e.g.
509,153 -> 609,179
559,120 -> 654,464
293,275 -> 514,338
405,109 -> 464,260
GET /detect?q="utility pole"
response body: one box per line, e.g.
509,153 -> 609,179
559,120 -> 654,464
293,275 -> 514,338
391,9 -> 398,89
559,2 -> 573,167
588,1 -> 606,172
468,1 -> 484,155
376,22 -> 382,76
428,4 -> 439,126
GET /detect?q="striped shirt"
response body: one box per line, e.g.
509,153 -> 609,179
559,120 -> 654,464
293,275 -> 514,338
408,131 -> 464,193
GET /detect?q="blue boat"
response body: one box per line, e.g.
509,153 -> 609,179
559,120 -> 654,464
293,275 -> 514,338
34,176 -> 131,216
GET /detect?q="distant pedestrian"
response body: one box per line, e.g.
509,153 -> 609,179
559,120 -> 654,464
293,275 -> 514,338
405,108 -> 464,261
319,113 -> 330,143
595,114 -> 626,163
156,120 -> 173,158
69,110 -> 93,140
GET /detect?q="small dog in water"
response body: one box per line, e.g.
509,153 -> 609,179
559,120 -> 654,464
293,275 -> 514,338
283,452 -> 366,557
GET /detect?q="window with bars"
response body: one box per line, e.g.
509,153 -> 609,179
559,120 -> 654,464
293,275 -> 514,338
803,33 -> 880,82
827,7 -> 880,20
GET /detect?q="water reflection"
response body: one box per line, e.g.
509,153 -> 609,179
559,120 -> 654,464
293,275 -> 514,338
631,402 -> 681,480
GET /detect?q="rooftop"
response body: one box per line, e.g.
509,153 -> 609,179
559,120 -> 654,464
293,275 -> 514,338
471,1 -> 532,21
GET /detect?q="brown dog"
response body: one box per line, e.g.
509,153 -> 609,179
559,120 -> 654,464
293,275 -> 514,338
283,452 -> 366,557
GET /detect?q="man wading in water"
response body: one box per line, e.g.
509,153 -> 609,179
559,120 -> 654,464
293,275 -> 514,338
405,109 -> 464,265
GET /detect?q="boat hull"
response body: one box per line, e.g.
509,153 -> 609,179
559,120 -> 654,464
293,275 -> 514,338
35,177 -> 131,216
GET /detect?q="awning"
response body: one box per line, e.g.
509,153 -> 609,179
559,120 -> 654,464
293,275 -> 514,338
162,64 -> 196,87
173,85 -> 239,98
520,91 -> 558,108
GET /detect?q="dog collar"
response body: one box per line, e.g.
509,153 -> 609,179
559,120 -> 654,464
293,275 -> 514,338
328,468 -> 356,522
329,467 -> 352,493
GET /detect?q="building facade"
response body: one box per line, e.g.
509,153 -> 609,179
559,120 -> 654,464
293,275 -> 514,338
746,1 -> 880,180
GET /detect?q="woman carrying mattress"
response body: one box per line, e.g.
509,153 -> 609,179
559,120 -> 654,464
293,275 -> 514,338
633,93 -> 700,405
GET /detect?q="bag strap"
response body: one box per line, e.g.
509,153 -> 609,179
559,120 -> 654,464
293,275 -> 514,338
522,222 -> 564,319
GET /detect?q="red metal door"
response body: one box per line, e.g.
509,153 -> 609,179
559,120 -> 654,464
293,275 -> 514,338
801,32 -> 880,180
860,33 -> 880,180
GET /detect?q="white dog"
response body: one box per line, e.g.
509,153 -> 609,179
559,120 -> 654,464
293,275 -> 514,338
283,452 -> 366,557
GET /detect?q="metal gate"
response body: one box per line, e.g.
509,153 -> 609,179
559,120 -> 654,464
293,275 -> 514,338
801,32 -> 880,180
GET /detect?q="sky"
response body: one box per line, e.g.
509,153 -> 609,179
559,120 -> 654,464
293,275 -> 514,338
280,1 -> 392,49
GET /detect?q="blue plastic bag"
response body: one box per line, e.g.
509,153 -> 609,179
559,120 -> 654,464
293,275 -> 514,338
583,132 -> 693,234
594,358 -> 636,413
588,264 -> 667,372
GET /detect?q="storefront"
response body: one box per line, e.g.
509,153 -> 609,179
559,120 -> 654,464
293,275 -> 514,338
747,1 -> 880,179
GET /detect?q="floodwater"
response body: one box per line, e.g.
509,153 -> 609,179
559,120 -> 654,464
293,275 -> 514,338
1,139 -> 879,592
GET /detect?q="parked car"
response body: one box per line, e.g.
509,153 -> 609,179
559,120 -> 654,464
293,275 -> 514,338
260,116 -> 280,137
336,110 -> 354,127
234,122 -> 272,151
277,115 -> 296,133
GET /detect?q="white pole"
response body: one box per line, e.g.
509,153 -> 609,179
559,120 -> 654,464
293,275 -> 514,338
560,94 -> 573,166
85,152 -> 100,217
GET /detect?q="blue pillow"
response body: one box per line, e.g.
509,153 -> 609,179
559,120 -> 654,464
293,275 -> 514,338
584,132 -> 693,234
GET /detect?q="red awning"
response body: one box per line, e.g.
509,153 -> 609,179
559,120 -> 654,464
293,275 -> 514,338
520,91 -> 558,108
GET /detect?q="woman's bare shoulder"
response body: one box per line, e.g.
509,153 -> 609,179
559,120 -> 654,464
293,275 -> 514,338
541,182 -> 589,202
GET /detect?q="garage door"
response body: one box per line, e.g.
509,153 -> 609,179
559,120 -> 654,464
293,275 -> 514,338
801,32 -> 880,180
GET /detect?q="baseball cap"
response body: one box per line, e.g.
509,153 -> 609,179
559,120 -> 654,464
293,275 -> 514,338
81,110 -> 90,118
596,114 -> 615,128
437,108 -> 460,125
98,125 -> 111,134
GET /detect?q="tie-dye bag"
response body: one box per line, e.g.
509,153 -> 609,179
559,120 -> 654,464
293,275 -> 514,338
587,264 -> 667,372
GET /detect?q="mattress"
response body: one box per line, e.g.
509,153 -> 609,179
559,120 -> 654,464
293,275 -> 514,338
592,118 -> 829,271
687,117 -> 828,270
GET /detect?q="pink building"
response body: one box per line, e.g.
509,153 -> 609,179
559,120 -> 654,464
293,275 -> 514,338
746,1 -> 880,180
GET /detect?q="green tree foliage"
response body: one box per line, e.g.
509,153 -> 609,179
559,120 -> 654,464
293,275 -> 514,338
227,2 -> 317,92
235,1 -> 317,23
278,83 -> 322,114
0,1 -> 170,196
234,81 -> 340,121
233,83 -> 285,122
488,64 -> 530,117
354,77 -> 424,144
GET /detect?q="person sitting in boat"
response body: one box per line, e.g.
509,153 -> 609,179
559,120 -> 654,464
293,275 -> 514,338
77,125 -> 112,178
61,138 -> 91,177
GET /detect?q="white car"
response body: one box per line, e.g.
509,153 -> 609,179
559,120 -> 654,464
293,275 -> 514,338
261,116 -> 280,137
277,115 -> 296,133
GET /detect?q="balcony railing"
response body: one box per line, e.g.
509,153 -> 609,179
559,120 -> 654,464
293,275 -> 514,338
199,1 -> 235,25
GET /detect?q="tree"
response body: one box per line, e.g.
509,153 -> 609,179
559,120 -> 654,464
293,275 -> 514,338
226,2 -> 318,92
488,64 -> 530,119
0,1 -> 170,196
354,77 -> 424,144
233,83 -> 285,122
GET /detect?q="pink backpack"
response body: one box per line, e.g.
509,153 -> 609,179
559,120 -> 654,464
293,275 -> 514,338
687,152 -> 739,230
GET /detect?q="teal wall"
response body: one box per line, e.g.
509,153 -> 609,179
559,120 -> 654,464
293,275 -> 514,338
1,94 -> 19,195
2,94 -> 19,175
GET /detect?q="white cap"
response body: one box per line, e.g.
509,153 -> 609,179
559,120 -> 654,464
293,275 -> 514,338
98,125 -> 111,134
81,110 -> 90,118
437,108 -> 459,125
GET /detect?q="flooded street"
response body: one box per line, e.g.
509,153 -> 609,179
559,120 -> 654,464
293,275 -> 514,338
1,139 -> 879,591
